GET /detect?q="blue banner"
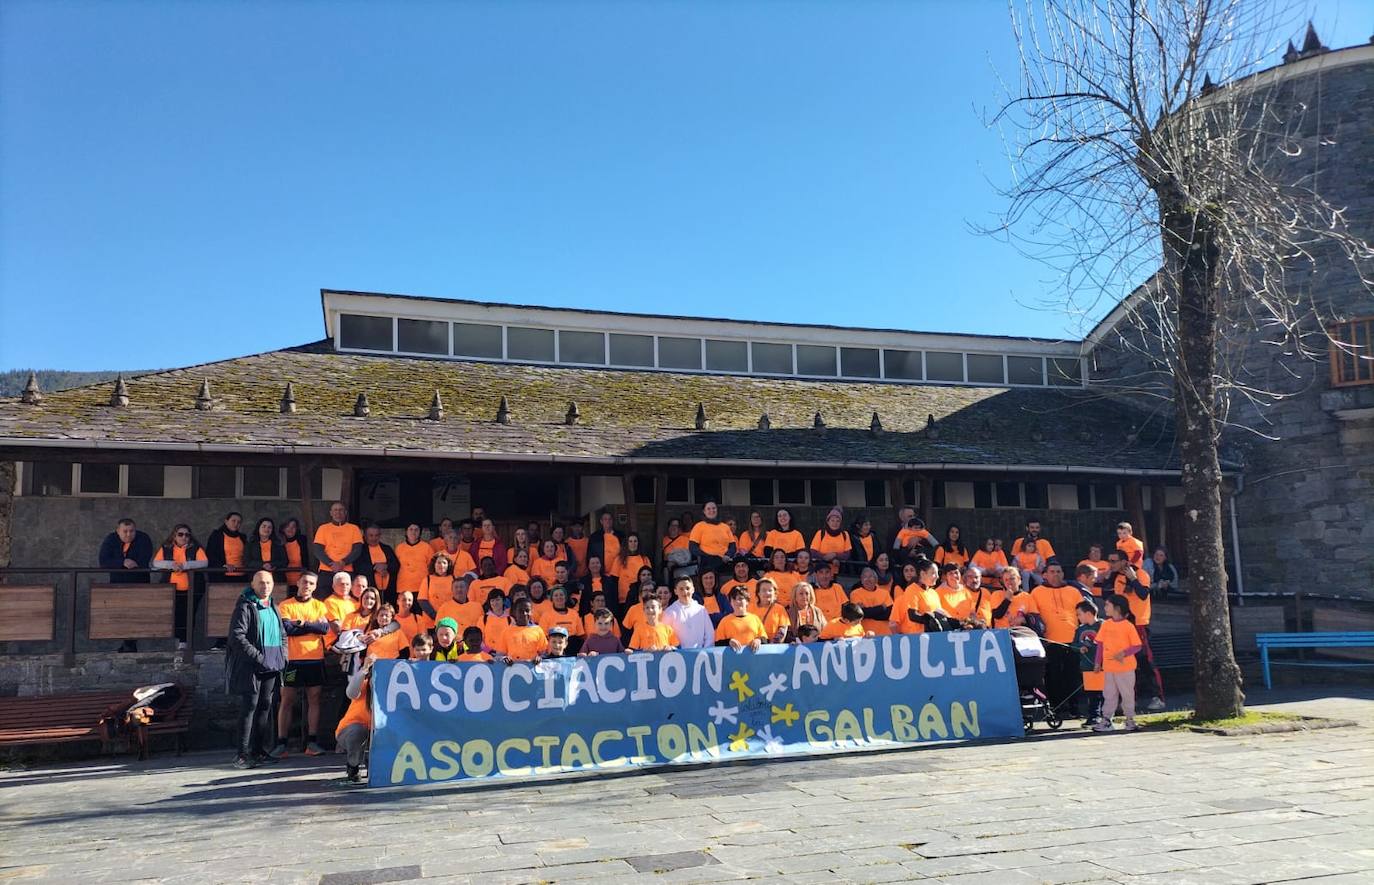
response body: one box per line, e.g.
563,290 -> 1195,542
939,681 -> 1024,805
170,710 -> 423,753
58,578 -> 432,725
368,630 -> 1022,786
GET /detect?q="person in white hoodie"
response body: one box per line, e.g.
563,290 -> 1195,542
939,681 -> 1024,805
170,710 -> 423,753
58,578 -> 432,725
662,576 -> 714,649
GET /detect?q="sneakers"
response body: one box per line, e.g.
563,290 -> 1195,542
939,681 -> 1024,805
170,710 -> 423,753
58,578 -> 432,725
1123,721 -> 1141,732
271,742 -> 289,759
1145,697 -> 1167,712
256,747 -> 283,765
232,755 -> 257,770
304,741 -> 326,756
1092,721 -> 1115,733
344,765 -> 364,786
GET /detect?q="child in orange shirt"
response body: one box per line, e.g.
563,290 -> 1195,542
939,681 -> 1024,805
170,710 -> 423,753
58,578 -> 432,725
1093,594 -> 1143,733
496,599 -> 549,663
819,602 -> 870,640
627,597 -> 679,651
456,626 -> 493,663
715,587 -> 766,651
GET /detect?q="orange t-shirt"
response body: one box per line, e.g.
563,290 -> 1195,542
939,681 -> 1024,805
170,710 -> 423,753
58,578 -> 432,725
715,613 -> 767,646
934,546 -> 970,569
896,527 -> 936,550
1116,536 -> 1145,567
628,622 -> 679,651
621,602 -> 646,635
991,590 -> 1039,629
369,629 -> 407,660
689,522 -> 735,557
1097,618 -> 1142,672
937,586 -> 992,625
538,607 -> 584,637
323,594 -> 359,627
1108,568 -> 1153,625
599,534 -> 622,570
469,576 -> 511,609
503,564 -> 531,586
496,624 -> 549,661
737,530 -> 768,559
615,554 -> 653,601
721,578 -> 757,603
662,534 -> 689,556
810,531 -> 851,557
435,548 -> 477,577
530,558 -> 559,586
456,651 -> 494,663
395,542 -> 434,594
757,602 -> 791,642
764,570 -> 800,607
222,534 -> 246,576
891,584 -> 939,634
1030,583 -> 1084,644
819,620 -> 865,640
764,529 -> 806,555
566,537 -> 590,576
279,597 -> 328,660
479,613 -> 509,649
849,585 -> 894,636
811,584 -> 848,623
314,522 -> 363,572
429,536 -> 447,553
420,574 -> 455,609
435,598 -> 483,633
971,549 -> 1009,587
335,682 -> 371,738
472,537 -> 500,567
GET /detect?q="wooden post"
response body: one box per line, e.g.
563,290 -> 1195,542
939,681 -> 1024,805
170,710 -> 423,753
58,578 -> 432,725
338,465 -> 355,516
887,474 -> 905,509
1124,481 -> 1147,550
621,472 -> 640,533
652,472 -> 668,565
298,463 -> 317,542
1152,483 -> 1167,549
918,473 -> 933,528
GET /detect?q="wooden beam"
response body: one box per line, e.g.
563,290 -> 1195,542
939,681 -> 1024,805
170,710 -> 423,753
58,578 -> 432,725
652,472 -> 668,563
918,473 -> 933,527
1151,482 -> 1167,550
298,462 -> 317,544
621,472 -> 639,533
887,474 -> 905,509
1124,480 -> 1147,550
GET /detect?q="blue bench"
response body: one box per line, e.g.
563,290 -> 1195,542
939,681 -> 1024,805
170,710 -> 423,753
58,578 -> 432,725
1256,632 -> 1374,689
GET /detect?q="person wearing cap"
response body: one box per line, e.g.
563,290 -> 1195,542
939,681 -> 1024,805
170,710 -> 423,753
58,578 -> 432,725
432,617 -> 462,661
546,626 -> 573,658
226,570 -> 286,769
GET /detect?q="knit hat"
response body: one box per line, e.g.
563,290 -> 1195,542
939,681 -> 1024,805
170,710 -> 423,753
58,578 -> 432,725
436,617 -> 459,632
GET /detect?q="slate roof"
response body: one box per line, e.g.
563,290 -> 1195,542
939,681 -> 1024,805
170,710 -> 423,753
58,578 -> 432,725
0,344 -> 1180,472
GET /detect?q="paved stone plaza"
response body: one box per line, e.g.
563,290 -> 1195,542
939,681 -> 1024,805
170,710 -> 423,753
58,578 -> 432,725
2,690 -> 1372,885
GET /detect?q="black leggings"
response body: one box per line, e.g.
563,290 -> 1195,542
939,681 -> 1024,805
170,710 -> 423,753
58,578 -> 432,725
237,672 -> 280,757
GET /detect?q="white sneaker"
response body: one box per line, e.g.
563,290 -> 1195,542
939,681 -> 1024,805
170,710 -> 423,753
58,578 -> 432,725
1092,722 -> 1115,733
1146,697 -> 1166,712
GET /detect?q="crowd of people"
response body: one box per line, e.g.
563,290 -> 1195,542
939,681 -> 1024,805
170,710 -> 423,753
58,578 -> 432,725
98,501 -> 1181,781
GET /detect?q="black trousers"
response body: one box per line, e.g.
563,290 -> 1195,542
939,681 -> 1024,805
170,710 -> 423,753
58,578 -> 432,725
237,671 -> 280,758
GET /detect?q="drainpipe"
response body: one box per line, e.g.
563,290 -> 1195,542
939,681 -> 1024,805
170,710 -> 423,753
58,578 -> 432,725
1228,475 -> 1246,607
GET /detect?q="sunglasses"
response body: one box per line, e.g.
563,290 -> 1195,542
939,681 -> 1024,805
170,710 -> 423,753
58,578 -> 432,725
175,531 -> 190,537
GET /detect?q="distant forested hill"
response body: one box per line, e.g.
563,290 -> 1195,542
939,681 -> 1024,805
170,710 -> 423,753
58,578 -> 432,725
0,369 -> 154,397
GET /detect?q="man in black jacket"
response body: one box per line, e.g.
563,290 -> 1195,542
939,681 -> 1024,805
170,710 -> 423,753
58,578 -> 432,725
226,570 -> 287,769
98,518 -> 153,652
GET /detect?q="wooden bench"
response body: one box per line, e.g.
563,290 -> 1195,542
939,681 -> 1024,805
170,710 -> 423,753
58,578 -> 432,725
0,691 -> 132,752
1257,632 -> 1374,689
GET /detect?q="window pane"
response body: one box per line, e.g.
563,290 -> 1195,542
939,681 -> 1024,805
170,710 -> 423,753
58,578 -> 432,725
397,318 -> 448,355
883,349 -> 922,380
453,323 -> 503,358
285,466 -> 323,500
609,334 -> 653,367
507,327 -> 555,361
31,461 -> 72,496
79,463 -> 120,494
1024,482 -> 1048,510
243,466 -> 282,498
967,354 -> 1005,384
926,352 -> 964,382
705,339 -> 748,372
693,477 -> 722,504
659,337 -> 703,370
749,479 -> 775,506
995,481 -> 1022,508
864,479 -> 887,508
127,464 -> 165,497
973,482 -> 993,509
339,314 -> 393,351
796,345 -> 837,377
777,478 -> 806,504
559,331 -> 605,364
197,466 -> 237,498
1008,356 -> 1045,385
901,478 -> 918,505
810,479 -> 837,507
1077,484 -> 1093,511
932,481 -> 947,508
1048,357 -> 1081,386
1093,483 -> 1121,509
751,342 -> 792,375
841,347 -> 880,378
666,476 -> 690,502
632,476 -> 656,505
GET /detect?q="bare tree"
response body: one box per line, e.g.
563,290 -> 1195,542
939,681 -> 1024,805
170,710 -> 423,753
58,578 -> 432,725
991,0 -> 1373,718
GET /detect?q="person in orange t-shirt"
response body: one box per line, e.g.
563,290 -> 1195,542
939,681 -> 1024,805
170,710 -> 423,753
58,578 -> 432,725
276,572 -> 330,755
1115,523 -> 1145,567
504,547 -> 533,586
849,567 -> 894,636
810,508 -> 853,566
614,533 -> 653,604
393,590 -> 431,641
1031,562 -> 1092,708
762,549 -> 801,607
714,587 -> 767,650
469,558 -> 512,609
754,579 -> 791,643
819,602 -> 870,640
627,597 -> 679,651
688,501 -> 736,572
394,523 -> 435,596
970,537 -> 1009,590
362,525 -> 399,600
435,577 -> 483,635
933,525 -> 971,570
367,605 -> 408,660
538,586 -> 584,652
428,518 -> 455,553
721,558 -> 757,603
764,508 -> 807,559
736,511 -> 769,564
890,559 -> 943,635
808,561 -> 848,623
530,540 -> 563,587
312,502 -> 364,578
495,600 -> 549,663
1094,594 -> 1144,732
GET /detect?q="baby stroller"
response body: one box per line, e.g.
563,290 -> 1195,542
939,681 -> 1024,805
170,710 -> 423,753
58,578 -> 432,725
1011,627 -> 1063,732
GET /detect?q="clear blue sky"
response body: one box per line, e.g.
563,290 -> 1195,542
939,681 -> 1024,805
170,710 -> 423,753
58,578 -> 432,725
1,1 -> 1367,371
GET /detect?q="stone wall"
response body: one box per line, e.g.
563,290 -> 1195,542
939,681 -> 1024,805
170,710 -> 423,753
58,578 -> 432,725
0,460 -> 14,568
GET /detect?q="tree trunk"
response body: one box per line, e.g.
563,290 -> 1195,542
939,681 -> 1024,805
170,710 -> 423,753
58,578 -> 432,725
1164,195 -> 1246,719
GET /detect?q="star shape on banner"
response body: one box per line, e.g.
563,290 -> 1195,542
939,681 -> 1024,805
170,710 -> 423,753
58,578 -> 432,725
759,672 -> 789,703
756,725 -> 784,753
728,723 -> 755,751
707,700 -> 739,726
728,671 -> 754,702
771,703 -> 800,727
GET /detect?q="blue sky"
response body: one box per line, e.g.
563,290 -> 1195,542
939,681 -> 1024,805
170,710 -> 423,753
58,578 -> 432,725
1,0 -> 1368,370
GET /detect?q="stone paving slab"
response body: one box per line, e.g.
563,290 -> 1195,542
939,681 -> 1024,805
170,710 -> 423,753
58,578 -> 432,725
1,691 -> 1373,884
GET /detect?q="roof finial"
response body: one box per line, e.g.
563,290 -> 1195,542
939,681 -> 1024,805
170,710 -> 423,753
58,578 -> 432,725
757,412 -> 771,430
813,410 -> 825,429
1201,73 -> 1216,95
109,375 -> 129,408
870,411 -> 883,433
353,392 -> 370,417
428,390 -> 445,421
194,378 -> 214,411
280,382 -> 297,414
495,395 -> 511,425
1300,20 -> 1326,55
1283,39 -> 1299,63
925,413 -> 939,439
565,401 -> 580,425
695,403 -> 709,430
20,371 -> 42,405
